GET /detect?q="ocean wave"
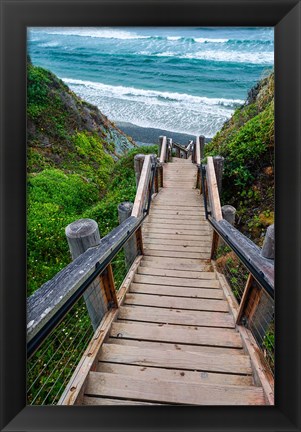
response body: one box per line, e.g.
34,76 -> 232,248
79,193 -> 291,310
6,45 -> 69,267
38,41 -> 61,48
194,37 -> 229,43
156,50 -> 273,64
33,27 -> 150,40
62,77 -> 244,108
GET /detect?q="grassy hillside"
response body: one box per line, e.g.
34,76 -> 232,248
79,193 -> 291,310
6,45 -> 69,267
27,60 -> 157,295
205,72 -> 274,244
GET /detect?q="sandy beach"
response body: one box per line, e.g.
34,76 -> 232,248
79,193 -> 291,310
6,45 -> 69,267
116,121 -> 211,146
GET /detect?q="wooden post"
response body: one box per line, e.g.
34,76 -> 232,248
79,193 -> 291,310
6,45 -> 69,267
65,218 -> 106,330
118,202 -> 137,268
134,154 -> 145,188
159,163 -> 164,188
159,136 -> 167,163
210,230 -> 219,259
158,136 -> 164,159
196,165 -> 201,190
236,274 -> 255,324
199,135 -> 205,159
192,142 -> 196,163
167,138 -> 172,161
213,156 -> 224,196
100,264 -> 118,310
261,224 -> 274,259
222,205 -> 236,226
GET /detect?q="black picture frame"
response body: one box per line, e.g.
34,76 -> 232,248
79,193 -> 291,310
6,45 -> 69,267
0,1 -> 300,431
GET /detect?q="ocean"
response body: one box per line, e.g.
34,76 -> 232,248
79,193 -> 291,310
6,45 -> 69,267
27,27 -> 274,138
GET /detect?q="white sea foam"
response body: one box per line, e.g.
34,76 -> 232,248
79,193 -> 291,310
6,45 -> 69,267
62,77 -> 244,107
156,50 -> 273,65
32,27 -> 150,40
38,41 -> 60,48
167,36 -> 182,41
194,38 -> 229,43
62,77 -> 243,137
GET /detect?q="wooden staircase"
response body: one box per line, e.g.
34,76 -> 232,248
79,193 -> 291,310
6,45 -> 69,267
78,158 -> 266,406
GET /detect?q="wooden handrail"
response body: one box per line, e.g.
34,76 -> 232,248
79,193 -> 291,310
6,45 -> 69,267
159,136 -> 167,163
131,154 -> 152,217
206,156 -> 223,221
27,215 -> 143,351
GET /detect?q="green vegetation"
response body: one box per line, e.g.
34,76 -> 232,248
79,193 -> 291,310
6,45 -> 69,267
205,72 -> 274,244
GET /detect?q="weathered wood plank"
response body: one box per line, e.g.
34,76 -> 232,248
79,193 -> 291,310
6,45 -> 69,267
144,249 -> 210,259
130,282 -> 224,299
100,348 -> 242,380
133,274 -> 219,288
124,293 -> 229,312
147,218 -> 207,225
141,256 -> 211,271
83,396 -> 161,405
119,305 -> 234,328
137,266 -> 215,279
98,343 -> 251,374
85,372 -> 264,405
206,157 -> 223,221
106,337 -> 245,356
131,155 -> 152,218
143,238 -> 210,247
110,321 -> 242,348
143,233 -> 211,242
143,227 -> 211,235
151,210 -> 203,216
142,243 -> 211,253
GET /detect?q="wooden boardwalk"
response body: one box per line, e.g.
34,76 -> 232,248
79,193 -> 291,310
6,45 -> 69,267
71,158 -> 266,405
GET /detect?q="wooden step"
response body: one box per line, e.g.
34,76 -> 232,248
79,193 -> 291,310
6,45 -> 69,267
106,337 -> 246,356
85,372 -> 264,405
130,282 -> 224,300
119,305 -> 234,328
124,293 -> 228,312
110,321 -> 242,348
137,266 -> 216,279
133,274 -> 219,288
144,249 -> 210,259
141,256 -> 212,271
98,343 -> 252,375
143,227 -> 211,236
97,363 -> 253,386
146,218 -> 207,225
143,237 -> 210,246
142,243 -> 211,253
84,396 -> 161,405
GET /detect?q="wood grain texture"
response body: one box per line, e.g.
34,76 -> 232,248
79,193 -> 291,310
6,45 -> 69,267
110,321 -> 242,348
118,305 -> 234,328
124,293 -> 229,312
98,343 -> 251,374
85,372 -> 264,405
106,337 -> 245,356
97,362 -> 253,386
137,266 -> 215,279
130,282 -> 224,299
133,273 -> 219,288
